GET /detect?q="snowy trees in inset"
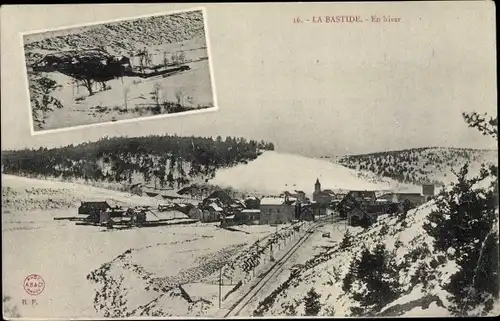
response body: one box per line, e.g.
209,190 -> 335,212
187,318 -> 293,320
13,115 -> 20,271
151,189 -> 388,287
123,87 -> 131,110
29,74 -> 64,128
175,90 -> 188,107
150,82 -> 164,114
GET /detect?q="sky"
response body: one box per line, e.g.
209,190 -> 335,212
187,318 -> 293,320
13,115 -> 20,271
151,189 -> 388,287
1,2 -> 497,157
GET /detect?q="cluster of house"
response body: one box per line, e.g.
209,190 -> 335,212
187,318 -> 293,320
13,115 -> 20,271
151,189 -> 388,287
77,201 -> 149,225
179,179 -> 436,227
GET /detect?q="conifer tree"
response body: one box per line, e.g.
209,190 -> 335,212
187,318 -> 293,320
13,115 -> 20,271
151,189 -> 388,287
304,288 -> 321,316
423,112 -> 498,316
339,230 -> 353,250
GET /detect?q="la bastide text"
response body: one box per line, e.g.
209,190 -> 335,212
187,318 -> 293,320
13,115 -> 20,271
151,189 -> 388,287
292,15 -> 402,24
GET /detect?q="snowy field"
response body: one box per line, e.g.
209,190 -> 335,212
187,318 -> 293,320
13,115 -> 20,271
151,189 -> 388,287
37,59 -> 214,131
209,151 -> 421,197
1,174 -> 277,318
26,34 -> 215,132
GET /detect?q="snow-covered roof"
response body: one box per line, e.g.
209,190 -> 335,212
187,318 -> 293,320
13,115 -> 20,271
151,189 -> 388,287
245,196 -> 258,200
225,215 -> 235,220
241,209 -> 261,213
209,202 -> 223,212
260,197 -> 285,205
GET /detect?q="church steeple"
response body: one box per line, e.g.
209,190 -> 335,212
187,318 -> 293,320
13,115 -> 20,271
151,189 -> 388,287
314,178 -> 321,193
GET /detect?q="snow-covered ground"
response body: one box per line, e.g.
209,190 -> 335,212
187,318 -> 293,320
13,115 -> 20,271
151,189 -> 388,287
37,58 -> 214,131
251,198 -> 499,317
209,151 -> 420,197
1,174 -> 277,319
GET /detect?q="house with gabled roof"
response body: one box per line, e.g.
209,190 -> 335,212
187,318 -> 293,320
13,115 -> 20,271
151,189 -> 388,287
260,197 -> 297,225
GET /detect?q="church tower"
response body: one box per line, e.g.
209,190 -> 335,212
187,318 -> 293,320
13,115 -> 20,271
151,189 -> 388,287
314,178 -> 321,194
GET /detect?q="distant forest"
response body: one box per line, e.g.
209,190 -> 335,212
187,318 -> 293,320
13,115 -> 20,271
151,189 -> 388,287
1,135 -> 275,188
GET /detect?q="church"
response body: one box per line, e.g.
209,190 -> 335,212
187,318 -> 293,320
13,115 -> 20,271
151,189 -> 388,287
312,178 -> 336,204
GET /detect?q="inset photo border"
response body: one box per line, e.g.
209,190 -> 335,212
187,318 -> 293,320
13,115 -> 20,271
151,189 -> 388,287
22,7 -> 218,135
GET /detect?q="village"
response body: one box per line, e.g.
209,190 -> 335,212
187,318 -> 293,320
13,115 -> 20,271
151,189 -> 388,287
59,178 -> 437,231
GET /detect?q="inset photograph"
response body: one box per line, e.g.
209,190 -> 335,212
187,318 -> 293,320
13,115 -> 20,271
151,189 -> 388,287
23,8 -> 216,133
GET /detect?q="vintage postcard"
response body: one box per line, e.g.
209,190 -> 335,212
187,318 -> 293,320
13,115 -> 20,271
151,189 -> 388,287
22,7 -> 217,134
1,2 -> 498,320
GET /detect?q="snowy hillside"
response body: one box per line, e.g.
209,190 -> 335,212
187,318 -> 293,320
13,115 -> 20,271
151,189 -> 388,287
337,147 -> 498,187
23,10 -> 206,65
253,206 -> 498,317
209,151 -> 420,197
1,174 -> 161,212
251,168 -> 499,317
1,135 -> 274,196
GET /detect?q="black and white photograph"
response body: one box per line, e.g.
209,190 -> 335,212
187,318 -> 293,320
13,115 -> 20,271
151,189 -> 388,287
1,2 -> 499,320
23,8 -> 216,133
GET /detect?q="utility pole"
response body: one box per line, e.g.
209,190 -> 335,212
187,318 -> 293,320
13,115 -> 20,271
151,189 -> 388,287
219,266 -> 222,308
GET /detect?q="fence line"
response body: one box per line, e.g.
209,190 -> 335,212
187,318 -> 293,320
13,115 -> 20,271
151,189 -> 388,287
128,48 -> 208,69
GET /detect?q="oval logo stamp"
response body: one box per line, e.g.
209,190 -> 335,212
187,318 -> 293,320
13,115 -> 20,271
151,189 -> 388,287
23,274 -> 45,296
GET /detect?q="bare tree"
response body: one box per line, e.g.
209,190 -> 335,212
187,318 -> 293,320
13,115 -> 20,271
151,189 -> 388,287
147,53 -> 153,67
29,73 -> 64,128
178,51 -> 186,64
79,77 -> 95,96
124,87 -> 131,110
163,51 -> 169,67
175,90 -> 185,106
129,51 -> 135,68
151,83 -> 163,108
171,52 -> 179,66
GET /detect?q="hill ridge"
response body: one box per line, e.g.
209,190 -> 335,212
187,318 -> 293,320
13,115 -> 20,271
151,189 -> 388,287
336,146 -> 498,187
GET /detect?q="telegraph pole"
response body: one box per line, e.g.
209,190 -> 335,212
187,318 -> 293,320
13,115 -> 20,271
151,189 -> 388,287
219,266 -> 222,308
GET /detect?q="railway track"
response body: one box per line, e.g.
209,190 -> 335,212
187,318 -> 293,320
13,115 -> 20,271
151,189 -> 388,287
222,219 -> 324,318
